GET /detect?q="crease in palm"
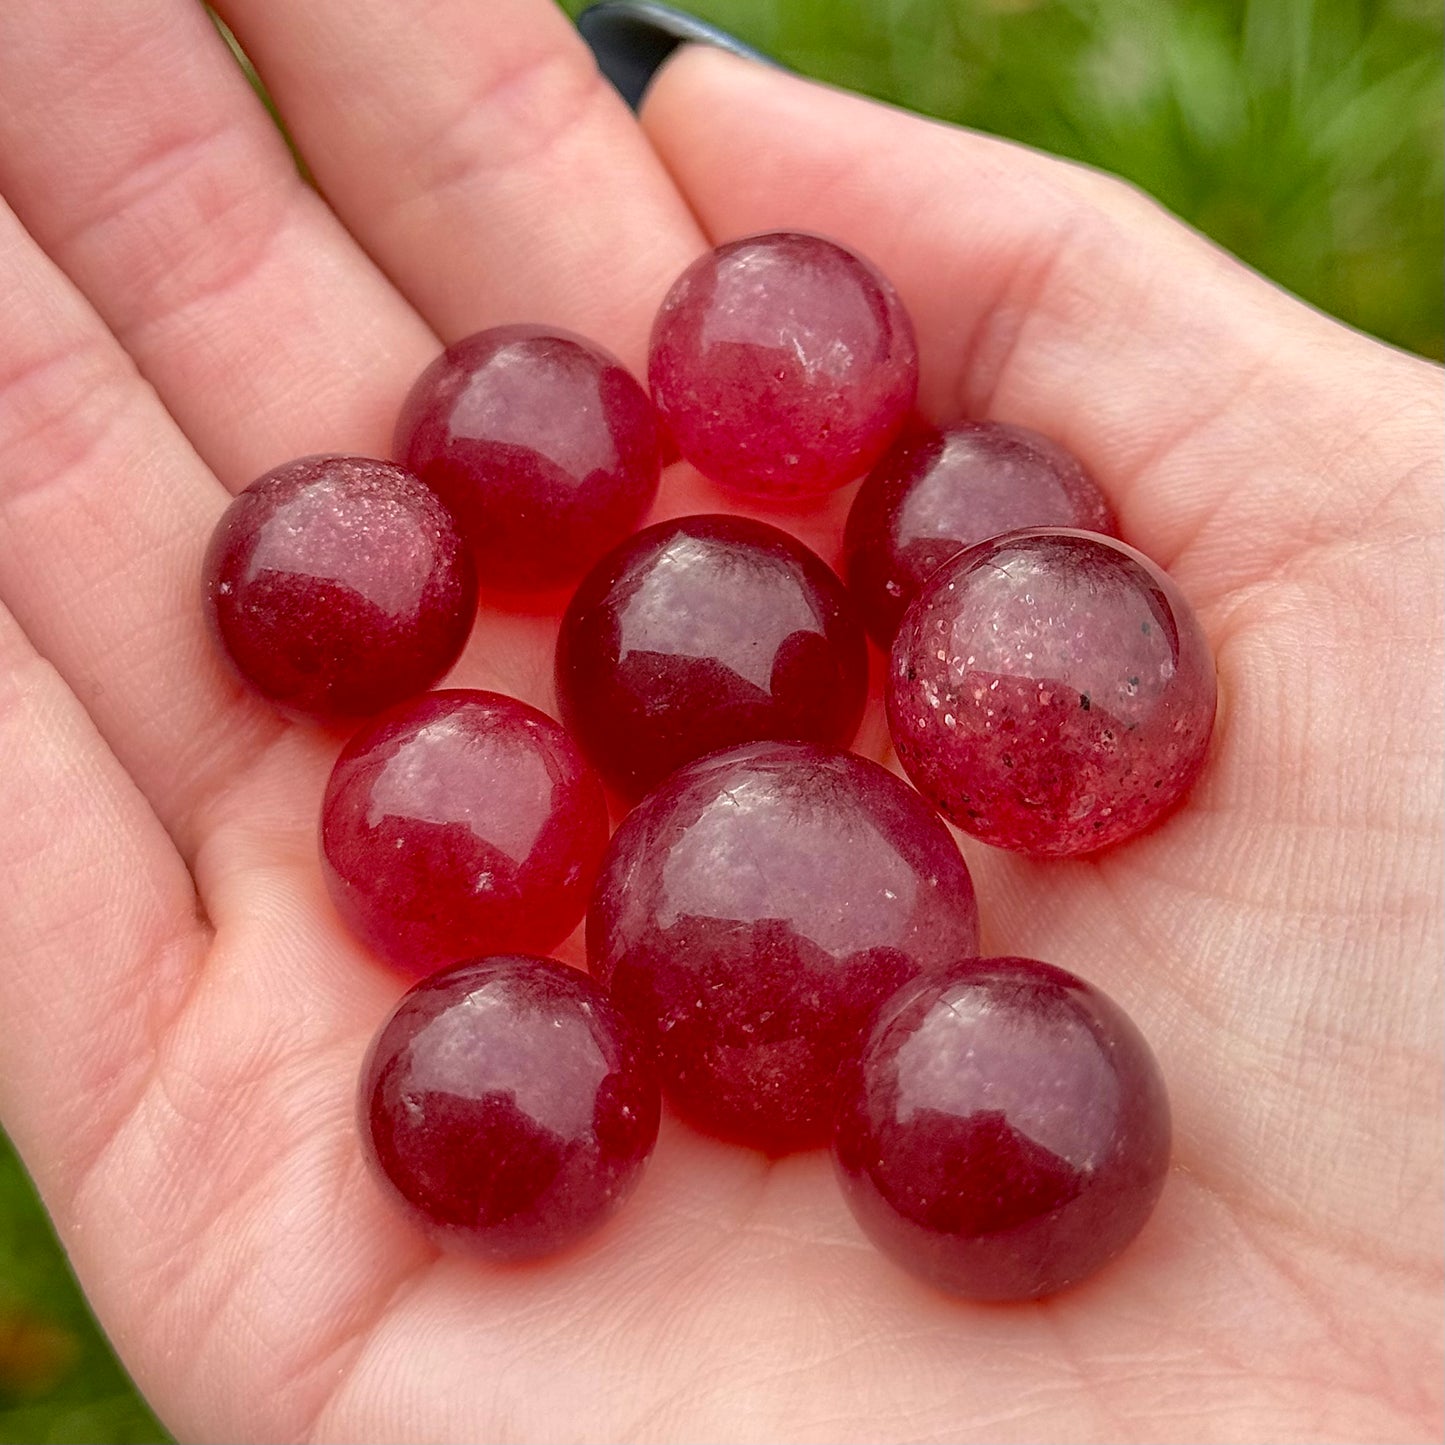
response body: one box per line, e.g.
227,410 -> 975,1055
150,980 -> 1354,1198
0,3 -> 1438,1441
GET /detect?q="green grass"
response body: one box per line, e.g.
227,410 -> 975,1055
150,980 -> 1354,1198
1,2 -> 1440,1442
0,1135 -> 168,1444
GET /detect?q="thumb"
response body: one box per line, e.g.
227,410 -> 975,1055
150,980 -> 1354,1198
638,46 -> 1437,601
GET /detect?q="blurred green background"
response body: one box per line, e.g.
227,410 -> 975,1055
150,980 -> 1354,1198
2,1 -> 1440,1441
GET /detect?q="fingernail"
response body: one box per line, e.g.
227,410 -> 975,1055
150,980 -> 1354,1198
575,2 -> 776,112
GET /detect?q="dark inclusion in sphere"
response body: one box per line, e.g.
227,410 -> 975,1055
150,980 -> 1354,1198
887,529 -> 1216,857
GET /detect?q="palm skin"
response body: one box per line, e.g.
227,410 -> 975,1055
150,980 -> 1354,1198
0,3 -> 1439,1441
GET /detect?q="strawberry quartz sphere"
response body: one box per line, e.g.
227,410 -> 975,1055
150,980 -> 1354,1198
322,690 -> 609,976
202,454 -> 476,721
555,514 -> 868,799
360,954 -> 660,1258
648,232 -> 918,497
587,741 -> 980,1152
843,421 -> 1119,646
393,325 -> 662,589
833,956 -> 1171,1301
888,529 -> 1216,857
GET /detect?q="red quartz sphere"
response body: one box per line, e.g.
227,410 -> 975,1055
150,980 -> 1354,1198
843,421 -> 1119,646
887,529 -> 1216,857
587,741 -> 981,1153
202,454 -> 476,721
833,956 -> 1171,1301
394,325 -> 662,590
555,514 -> 868,799
322,690 -> 609,976
648,232 -> 918,497
360,954 -> 660,1258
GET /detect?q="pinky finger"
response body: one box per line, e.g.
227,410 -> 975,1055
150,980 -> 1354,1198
0,600 -> 209,1214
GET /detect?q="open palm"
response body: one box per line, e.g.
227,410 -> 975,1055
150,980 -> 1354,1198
0,3 -> 1439,1440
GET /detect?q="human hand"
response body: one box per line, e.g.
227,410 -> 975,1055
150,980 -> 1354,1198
0,2 -> 1439,1439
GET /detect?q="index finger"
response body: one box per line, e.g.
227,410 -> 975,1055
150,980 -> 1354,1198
211,0 -> 705,365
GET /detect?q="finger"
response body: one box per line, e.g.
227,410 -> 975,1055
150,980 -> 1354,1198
0,198 -> 283,852
0,589 -> 438,1443
211,0 -> 704,365
0,600 -> 206,1207
0,0 -> 439,488
642,50 -> 1440,600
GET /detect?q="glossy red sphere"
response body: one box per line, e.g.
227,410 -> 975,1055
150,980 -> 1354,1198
587,742 -> 980,1153
888,529 -> 1216,857
360,954 -> 660,1258
833,956 -> 1171,1300
202,454 -> 476,721
322,690 -> 609,976
648,232 -> 918,497
394,325 -> 661,589
555,514 -> 868,799
843,421 -> 1119,646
